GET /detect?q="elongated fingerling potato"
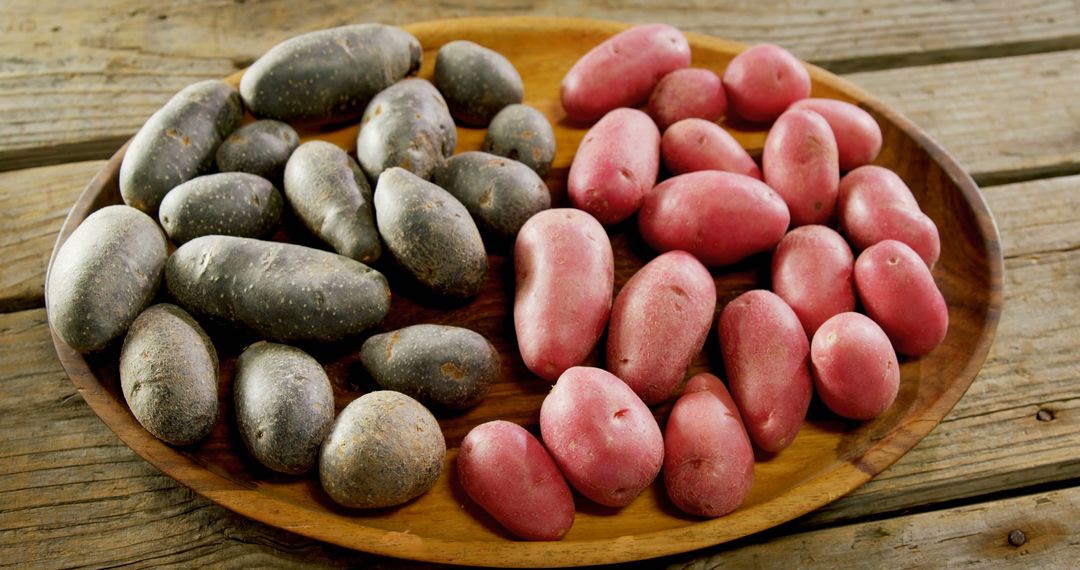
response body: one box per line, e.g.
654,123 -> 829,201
158,172 -> 283,244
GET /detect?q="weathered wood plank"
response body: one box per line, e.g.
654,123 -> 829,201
2,1 -> 1080,171
0,161 -> 104,312
671,485 -> 1080,569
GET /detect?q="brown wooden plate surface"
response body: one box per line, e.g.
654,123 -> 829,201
47,17 -> 1003,567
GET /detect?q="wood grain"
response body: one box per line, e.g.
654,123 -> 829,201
2,1 -> 1080,171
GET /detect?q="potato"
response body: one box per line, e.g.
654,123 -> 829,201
481,104 -> 556,176
158,172 -> 283,244
433,151 -> 551,239
561,23 -> 690,123
722,44 -> 810,123
539,367 -> 663,507
240,24 -> 421,125
638,171 -> 789,266
319,391 -> 445,509
811,313 -> 900,420
607,251 -> 716,405
434,40 -> 524,126
46,205 -> 167,352
763,108 -> 840,227
839,165 -> 941,268
284,141 -> 381,263
119,80 -> 243,215
854,240 -> 949,356
663,373 -> 754,517
719,290 -> 812,453
790,98 -> 882,171
457,421 -> 574,541
360,324 -> 499,410
661,118 -> 761,179
119,303 -> 217,446
374,167 -> 488,298
515,209 -> 614,382
567,108 -> 660,225
215,119 -> 300,183
647,68 -> 727,131
357,78 -> 456,181
771,225 -> 856,337
166,235 -> 390,343
234,342 -> 335,474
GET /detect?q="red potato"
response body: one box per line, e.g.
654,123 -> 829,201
763,108 -> 840,227
607,251 -> 717,405
790,98 -> 882,171
639,170 -> 789,266
663,373 -> 754,517
540,367 -> 664,507
661,118 -> 761,179
854,240 -> 949,356
457,421 -> 575,541
647,68 -> 728,131
839,165 -> 941,268
514,209 -> 614,382
560,23 -> 691,123
811,313 -> 900,420
719,290 -> 812,453
568,108 -> 660,225
771,225 -> 856,337
722,44 -> 810,123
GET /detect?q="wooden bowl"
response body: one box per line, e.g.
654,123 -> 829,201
48,17 -> 1003,567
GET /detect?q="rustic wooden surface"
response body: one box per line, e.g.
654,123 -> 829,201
1,1 -> 1078,568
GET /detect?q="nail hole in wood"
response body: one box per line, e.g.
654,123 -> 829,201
1036,409 -> 1054,422
1008,529 -> 1027,547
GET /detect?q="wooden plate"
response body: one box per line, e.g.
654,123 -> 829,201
48,17 -> 1003,567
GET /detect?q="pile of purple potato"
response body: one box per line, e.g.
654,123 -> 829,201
45,22 -> 947,542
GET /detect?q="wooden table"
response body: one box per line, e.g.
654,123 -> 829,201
3,1 -> 1078,567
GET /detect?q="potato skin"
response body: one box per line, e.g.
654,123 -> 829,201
790,98 -> 882,171
561,23 -> 690,123
360,324 -> 500,410
234,342 -> 335,474
240,24 -> 421,125
319,391 -> 445,509
839,165 -> 940,268
284,141 -> 381,263
719,290 -> 812,453
639,170 -> 789,266
120,80 -> 243,215
514,209 -> 614,382
854,240 -> 949,356
357,78 -> 456,181
166,235 -> 390,343
482,104 -> 556,176
663,373 -> 754,517
434,40 -> 524,127
811,313 -> 900,420
661,118 -> 761,179
47,205 -> 167,352
158,172 -> 283,244
457,421 -> 575,541
567,108 -> 660,225
119,303 -> 218,446
771,225 -> 856,337
215,120 -> 300,183
722,44 -> 810,123
374,167 -> 488,298
647,68 -> 727,131
433,151 -> 551,238
763,108 -> 840,227
607,251 -> 716,405
539,367 -> 663,507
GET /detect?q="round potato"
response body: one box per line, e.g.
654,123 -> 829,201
119,303 -> 218,446
661,118 -> 761,179
482,104 -> 556,176
47,205 -> 167,352
434,40 -> 524,126
771,225 -> 856,337
433,151 -> 551,238
158,172 -> 283,244
722,44 -> 810,123
811,313 -> 900,420
357,78 -> 456,181
319,391 -> 445,509
647,68 -> 727,131
234,342 -> 335,474
215,119 -> 300,183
